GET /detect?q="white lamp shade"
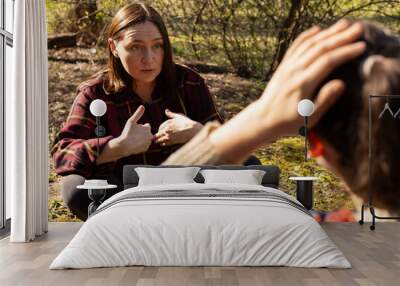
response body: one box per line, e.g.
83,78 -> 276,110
90,99 -> 107,117
298,99 -> 315,117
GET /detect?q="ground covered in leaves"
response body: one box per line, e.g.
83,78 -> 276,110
48,47 -> 352,222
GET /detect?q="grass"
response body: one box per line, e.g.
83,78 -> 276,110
255,137 -> 353,211
48,198 -> 80,222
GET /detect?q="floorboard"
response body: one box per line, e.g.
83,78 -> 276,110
0,222 -> 399,286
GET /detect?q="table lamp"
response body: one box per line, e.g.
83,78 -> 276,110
84,99 -> 113,216
290,99 -> 317,210
89,99 -> 107,159
297,99 -> 315,161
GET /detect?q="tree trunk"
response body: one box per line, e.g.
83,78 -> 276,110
48,33 -> 78,49
74,0 -> 101,46
266,0 -> 307,79
75,0 -> 98,21
191,0 -> 209,61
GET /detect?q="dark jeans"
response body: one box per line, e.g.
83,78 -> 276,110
60,155 -> 261,221
60,175 -> 123,221
243,154 -> 261,166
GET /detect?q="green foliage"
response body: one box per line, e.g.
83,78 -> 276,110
46,0 -> 75,35
46,0 -> 129,45
48,198 -> 81,222
47,0 -> 400,75
255,137 -> 354,211
153,0 -> 400,79
48,171 -> 58,183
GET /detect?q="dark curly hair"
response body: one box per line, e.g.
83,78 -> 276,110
313,21 -> 400,212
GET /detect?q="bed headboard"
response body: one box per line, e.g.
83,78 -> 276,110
123,165 -> 280,189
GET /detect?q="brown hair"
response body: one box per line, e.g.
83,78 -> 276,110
313,21 -> 400,211
96,2 -> 178,99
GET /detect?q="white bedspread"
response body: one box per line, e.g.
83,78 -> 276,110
50,183 -> 351,269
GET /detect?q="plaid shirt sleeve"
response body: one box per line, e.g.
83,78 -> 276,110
181,69 -> 224,125
51,85 -> 115,178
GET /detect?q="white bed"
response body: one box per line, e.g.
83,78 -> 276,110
50,181 -> 351,269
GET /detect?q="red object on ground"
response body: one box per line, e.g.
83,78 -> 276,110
312,208 -> 356,222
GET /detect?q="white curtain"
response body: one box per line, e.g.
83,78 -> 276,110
8,0 -> 49,242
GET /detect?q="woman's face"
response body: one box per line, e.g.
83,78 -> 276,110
110,21 -> 164,85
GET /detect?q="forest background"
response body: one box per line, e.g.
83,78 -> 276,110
46,0 -> 400,221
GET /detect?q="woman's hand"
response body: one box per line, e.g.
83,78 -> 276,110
115,105 -> 153,156
209,20 -> 367,163
96,105 -> 153,164
154,109 -> 203,146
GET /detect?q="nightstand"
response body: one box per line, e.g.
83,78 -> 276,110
77,181 -> 117,216
289,177 -> 318,210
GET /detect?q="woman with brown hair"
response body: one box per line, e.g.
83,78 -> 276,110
164,20 -> 400,215
51,2 -> 257,220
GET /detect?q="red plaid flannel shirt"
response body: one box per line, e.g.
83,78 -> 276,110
51,64 -> 224,180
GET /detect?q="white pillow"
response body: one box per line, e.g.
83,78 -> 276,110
200,169 -> 266,185
135,167 -> 201,186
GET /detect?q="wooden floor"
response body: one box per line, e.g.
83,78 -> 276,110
0,222 -> 399,286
